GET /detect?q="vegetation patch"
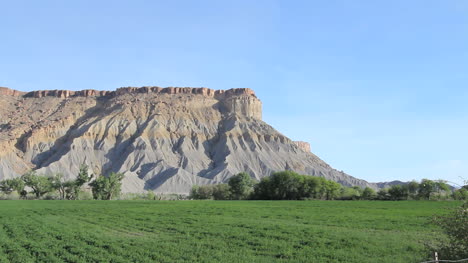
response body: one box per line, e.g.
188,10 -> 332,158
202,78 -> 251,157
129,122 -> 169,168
0,200 -> 461,262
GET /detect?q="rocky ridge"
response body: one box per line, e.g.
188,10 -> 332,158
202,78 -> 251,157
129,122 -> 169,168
0,86 -> 376,193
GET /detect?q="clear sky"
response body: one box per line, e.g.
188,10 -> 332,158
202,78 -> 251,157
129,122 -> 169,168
1,0 -> 467,185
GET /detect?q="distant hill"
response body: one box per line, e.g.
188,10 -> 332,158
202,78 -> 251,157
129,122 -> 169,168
375,180 -> 408,189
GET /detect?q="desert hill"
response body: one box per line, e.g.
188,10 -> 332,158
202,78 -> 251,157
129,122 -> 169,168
0,86 -> 376,193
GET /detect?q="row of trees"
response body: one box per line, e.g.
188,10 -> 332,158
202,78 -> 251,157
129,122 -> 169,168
192,171 -> 362,200
377,179 -> 467,201
191,171 -> 467,201
0,164 -> 125,200
2,167 -> 465,201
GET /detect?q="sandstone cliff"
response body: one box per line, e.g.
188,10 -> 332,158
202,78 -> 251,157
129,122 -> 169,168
0,86 -> 375,193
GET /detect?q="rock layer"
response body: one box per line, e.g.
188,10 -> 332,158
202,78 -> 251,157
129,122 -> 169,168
0,86 -> 375,193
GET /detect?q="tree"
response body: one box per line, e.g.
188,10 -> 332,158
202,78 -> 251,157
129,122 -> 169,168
212,184 -> 231,200
269,171 -> 304,200
67,164 -> 93,200
408,180 -> 419,199
388,185 -> 409,200
190,185 -> 214,200
377,188 -> 390,200
301,176 -> 324,199
252,176 -> 272,200
0,178 -> 25,195
340,187 -> 361,200
434,180 -> 451,199
361,187 -> 376,200
89,172 -> 124,200
50,173 -> 68,199
251,172 -> 346,200
76,163 -> 93,186
323,180 -> 341,200
228,172 -> 255,200
418,179 -> 436,200
21,171 -> 53,198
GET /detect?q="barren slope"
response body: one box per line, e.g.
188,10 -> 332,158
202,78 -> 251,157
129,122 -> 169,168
0,86 -> 375,193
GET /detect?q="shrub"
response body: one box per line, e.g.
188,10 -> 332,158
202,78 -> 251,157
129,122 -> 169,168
212,184 -> 231,200
190,185 -> 214,200
429,202 -> 468,260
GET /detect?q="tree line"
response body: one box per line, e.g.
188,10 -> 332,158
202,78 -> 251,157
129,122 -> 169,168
0,164 -> 125,200
377,179 -> 467,201
191,171 -> 468,201
2,168 -> 466,201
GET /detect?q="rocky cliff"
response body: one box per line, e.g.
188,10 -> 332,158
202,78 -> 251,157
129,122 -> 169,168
0,86 -> 375,193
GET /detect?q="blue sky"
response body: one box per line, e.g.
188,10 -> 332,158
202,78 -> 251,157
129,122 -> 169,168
1,0 -> 467,185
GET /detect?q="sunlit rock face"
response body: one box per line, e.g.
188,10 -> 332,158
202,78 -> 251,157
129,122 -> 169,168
0,86 -> 375,194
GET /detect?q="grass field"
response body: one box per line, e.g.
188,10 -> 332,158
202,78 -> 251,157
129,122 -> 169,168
0,200 -> 461,263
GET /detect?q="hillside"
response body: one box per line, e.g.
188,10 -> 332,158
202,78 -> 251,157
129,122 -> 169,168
0,86 -> 375,193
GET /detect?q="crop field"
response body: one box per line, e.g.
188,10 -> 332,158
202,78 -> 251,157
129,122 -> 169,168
0,200 -> 461,263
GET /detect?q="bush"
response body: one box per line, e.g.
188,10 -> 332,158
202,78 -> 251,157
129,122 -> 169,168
77,190 -> 94,200
191,184 -> 231,200
339,187 -> 361,200
429,202 -> 468,260
452,188 -> 468,200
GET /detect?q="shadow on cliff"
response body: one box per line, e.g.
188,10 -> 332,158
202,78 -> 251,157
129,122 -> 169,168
32,99 -> 122,168
195,111 -> 238,180
101,104 -> 156,176
143,167 -> 180,191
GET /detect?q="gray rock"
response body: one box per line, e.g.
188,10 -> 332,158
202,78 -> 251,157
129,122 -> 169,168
0,86 -> 377,194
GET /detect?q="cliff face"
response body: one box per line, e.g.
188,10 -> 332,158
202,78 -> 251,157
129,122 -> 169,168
0,86 -> 375,193
293,141 -> 311,152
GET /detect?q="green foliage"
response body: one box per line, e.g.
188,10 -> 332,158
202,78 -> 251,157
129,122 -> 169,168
49,165 -> 93,200
228,172 -> 254,200
340,187 -> 362,200
388,185 -> 409,200
0,178 -> 25,194
65,164 -> 93,200
301,176 -> 326,199
212,184 -> 231,200
376,180 -> 453,201
89,172 -> 124,200
76,190 -> 94,200
452,188 -> 468,200
362,187 -> 377,200
76,163 -> 93,186
324,180 -> 341,200
50,173 -> 68,199
430,202 -> 468,260
0,200 -> 461,262
407,180 -> 419,199
253,171 -> 301,200
190,185 -> 214,200
21,171 -> 54,198
252,171 -> 342,200
190,184 -> 231,200
418,179 -> 436,200
145,191 -> 156,200
377,188 -> 390,200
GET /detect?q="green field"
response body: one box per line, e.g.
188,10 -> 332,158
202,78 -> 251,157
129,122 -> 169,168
0,200 -> 460,263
